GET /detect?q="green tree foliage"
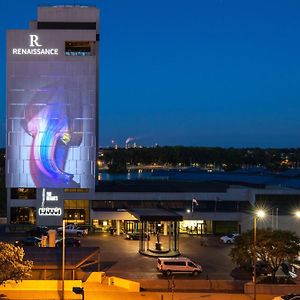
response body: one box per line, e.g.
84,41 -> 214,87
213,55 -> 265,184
0,242 -> 33,285
230,229 -> 300,281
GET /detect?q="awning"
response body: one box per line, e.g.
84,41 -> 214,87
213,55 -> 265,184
90,210 -> 138,221
129,208 -> 183,222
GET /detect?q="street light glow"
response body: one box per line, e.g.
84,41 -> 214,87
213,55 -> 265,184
256,209 -> 266,219
295,210 -> 300,218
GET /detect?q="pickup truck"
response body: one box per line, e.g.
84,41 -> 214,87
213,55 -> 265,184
56,224 -> 88,237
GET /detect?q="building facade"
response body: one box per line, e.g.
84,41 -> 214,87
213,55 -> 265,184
6,6 -> 98,189
6,6 -> 300,236
6,6 -> 99,226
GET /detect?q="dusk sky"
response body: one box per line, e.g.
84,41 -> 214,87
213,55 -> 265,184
1,0 -> 300,148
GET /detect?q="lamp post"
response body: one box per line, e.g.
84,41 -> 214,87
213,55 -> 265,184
192,198 -> 198,213
253,209 -> 265,300
62,219 -> 66,300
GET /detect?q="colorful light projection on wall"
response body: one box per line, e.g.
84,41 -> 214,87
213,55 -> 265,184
22,98 -> 81,188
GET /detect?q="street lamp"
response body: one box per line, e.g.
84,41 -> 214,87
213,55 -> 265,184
295,210 -> 300,219
253,209 -> 266,300
62,219 -> 66,300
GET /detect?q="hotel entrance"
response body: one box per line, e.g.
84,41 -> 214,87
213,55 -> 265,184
180,220 -> 212,234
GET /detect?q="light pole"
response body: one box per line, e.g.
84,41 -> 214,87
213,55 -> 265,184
253,209 -> 265,300
62,219 -> 66,300
192,198 -> 198,213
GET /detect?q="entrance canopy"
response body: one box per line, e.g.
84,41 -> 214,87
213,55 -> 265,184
130,208 -> 183,222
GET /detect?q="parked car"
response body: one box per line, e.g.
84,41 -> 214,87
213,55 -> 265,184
273,294 -> 300,300
255,261 -> 297,282
220,233 -> 239,244
55,237 -> 81,247
157,257 -> 202,276
15,237 -> 41,247
277,262 -> 297,280
56,224 -> 88,236
125,232 -> 150,240
27,226 -> 49,237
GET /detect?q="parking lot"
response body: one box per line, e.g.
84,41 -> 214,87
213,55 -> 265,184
82,233 -> 236,280
0,231 -> 238,280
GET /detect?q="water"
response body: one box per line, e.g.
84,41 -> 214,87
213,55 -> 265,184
98,171 -> 168,181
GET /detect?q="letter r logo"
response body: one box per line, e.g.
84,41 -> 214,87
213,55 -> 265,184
29,35 -> 42,47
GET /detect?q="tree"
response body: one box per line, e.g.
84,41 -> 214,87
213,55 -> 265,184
230,229 -> 300,282
0,242 -> 33,285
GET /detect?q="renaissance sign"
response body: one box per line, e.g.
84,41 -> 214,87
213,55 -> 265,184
12,34 -> 59,55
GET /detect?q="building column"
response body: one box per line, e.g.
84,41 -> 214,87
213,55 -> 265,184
163,221 -> 168,236
116,220 -> 121,235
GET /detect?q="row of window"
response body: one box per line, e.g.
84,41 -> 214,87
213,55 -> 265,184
91,200 -> 252,212
10,207 -> 88,224
65,41 -> 95,56
10,188 -> 90,199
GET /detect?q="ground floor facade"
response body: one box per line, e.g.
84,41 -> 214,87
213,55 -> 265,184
6,186 -> 300,236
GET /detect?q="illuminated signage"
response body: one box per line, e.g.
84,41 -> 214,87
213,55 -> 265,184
45,191 -> 58,201
12,35 -> 58,55
38,207 -> 62,216
38,189 -> 62,216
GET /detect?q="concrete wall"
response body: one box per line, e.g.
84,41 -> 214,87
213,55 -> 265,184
245,282 -> 300,295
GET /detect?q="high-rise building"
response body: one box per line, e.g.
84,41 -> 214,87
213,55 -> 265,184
6,6 -> 99,189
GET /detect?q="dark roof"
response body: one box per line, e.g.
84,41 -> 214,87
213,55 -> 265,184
130,208 -> 183,221
24,246 -> 100,269
95,180 -> 229,193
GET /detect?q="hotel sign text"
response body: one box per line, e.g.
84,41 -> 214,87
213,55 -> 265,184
12,35 -> 59,56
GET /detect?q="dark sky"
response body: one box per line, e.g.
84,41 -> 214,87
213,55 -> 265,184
2,0 -> 300,148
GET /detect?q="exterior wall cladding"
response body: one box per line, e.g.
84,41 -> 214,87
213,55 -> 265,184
6,6 -> 99,189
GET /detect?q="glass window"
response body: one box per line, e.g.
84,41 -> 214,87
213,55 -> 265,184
64,188 -> 89,193
10,207 -> 36,224
11,188 -> 36,199
65,41 -> 94,56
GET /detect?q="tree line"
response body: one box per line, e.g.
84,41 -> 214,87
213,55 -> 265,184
100,146 -> 300,172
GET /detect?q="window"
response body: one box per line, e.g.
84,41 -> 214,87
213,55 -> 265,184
164,261 -> 185,266
64,188 -> 89,193
188,262 -> 196,268
11,188 -> 36,199
64,200 -> 90,225
10,207 -> 36,224
65,41 -> 94,56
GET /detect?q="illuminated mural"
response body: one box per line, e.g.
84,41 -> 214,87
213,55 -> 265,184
6,32 -> 96,188
23,92 -> 76,187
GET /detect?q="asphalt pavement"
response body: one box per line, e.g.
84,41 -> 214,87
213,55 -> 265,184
80,233 -> 237,280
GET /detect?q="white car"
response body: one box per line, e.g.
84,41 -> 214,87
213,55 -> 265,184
273,294 -> 300,300
220,233 -> 239,244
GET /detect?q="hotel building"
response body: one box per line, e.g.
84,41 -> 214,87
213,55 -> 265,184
6,6 -> 300,239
